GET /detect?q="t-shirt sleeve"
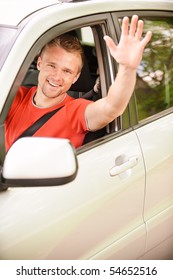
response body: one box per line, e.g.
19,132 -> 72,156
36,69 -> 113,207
65,98 -> 93,133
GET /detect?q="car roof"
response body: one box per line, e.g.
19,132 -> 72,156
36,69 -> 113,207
0,0 -> 93,26
1,0 -> 172,27
0,0 -> 59,26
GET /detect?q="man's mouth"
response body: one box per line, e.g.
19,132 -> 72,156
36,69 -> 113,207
48,80 -> 59,87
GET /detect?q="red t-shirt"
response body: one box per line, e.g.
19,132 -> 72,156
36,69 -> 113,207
5,86 -> 93,151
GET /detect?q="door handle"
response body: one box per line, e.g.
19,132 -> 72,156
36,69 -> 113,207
109,155 -> 138,177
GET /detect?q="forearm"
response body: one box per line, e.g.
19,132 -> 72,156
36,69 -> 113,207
105,65 -> 137,118
85,66 -> 137,131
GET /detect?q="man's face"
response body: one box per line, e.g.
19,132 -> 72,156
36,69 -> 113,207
37,45 -> 82,99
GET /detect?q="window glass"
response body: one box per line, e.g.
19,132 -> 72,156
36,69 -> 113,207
135,18 -> 173,121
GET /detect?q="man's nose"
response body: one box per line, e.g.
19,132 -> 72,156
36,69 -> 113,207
53,68 -> 63,81
55,67 -> 62,76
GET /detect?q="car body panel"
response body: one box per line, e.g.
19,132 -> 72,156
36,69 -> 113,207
135,113 -> 173,259
0,131 -> 146,259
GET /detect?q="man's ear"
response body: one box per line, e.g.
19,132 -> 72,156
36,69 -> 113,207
37,56 -> 41,71
72,72 -> 81,84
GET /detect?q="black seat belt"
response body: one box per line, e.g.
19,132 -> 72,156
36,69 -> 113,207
18,106 -> 64,139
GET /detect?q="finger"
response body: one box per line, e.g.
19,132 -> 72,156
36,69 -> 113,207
129,15 -> 138,36
121,16 -> 129,36
135,20 -> 144,40
104,35 -> 117,56
141,31 -> 152,48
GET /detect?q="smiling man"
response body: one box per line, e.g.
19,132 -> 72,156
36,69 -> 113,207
35,35 -> 83,107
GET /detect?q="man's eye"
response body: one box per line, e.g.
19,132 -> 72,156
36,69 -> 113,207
64,69 -> 72,74
48,64 -> 55,68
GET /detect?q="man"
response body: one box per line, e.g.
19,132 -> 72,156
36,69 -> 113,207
5,15 -> 152,151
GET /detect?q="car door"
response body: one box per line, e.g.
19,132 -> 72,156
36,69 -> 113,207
0,9 -> 146,259
132,14 -> 173,260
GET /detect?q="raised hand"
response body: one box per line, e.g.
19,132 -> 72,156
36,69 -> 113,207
104,15 -> 152,69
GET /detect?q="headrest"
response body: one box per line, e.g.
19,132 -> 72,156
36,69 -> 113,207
69,56 -> 94,92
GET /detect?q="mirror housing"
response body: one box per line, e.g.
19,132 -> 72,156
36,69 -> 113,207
1,137 -> 78,188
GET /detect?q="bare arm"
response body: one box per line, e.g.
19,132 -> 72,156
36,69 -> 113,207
85,15 -> 152,131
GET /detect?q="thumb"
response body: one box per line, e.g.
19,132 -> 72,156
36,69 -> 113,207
104,35 -> 117,57
141,31 -> 152,49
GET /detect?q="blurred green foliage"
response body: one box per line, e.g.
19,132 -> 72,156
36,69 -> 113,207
135,18 -> 173,121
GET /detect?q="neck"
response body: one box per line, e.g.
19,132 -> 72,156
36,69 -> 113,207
33,92 -> 66,108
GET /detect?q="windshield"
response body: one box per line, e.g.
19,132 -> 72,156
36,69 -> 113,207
0,26 -> 18,70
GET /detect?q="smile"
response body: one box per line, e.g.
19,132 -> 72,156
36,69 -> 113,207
48,80 -> 59,87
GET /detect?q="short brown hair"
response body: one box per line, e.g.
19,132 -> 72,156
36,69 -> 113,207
40,33 -> 84,72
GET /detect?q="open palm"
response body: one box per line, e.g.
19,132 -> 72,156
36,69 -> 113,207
104,15 -> 152,69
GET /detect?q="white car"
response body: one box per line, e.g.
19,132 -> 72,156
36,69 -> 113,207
0,0 -> 173,260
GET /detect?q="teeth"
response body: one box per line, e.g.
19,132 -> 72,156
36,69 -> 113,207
48,80 -> 58,87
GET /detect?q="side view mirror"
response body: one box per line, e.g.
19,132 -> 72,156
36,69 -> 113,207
1,137 -> 78,188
